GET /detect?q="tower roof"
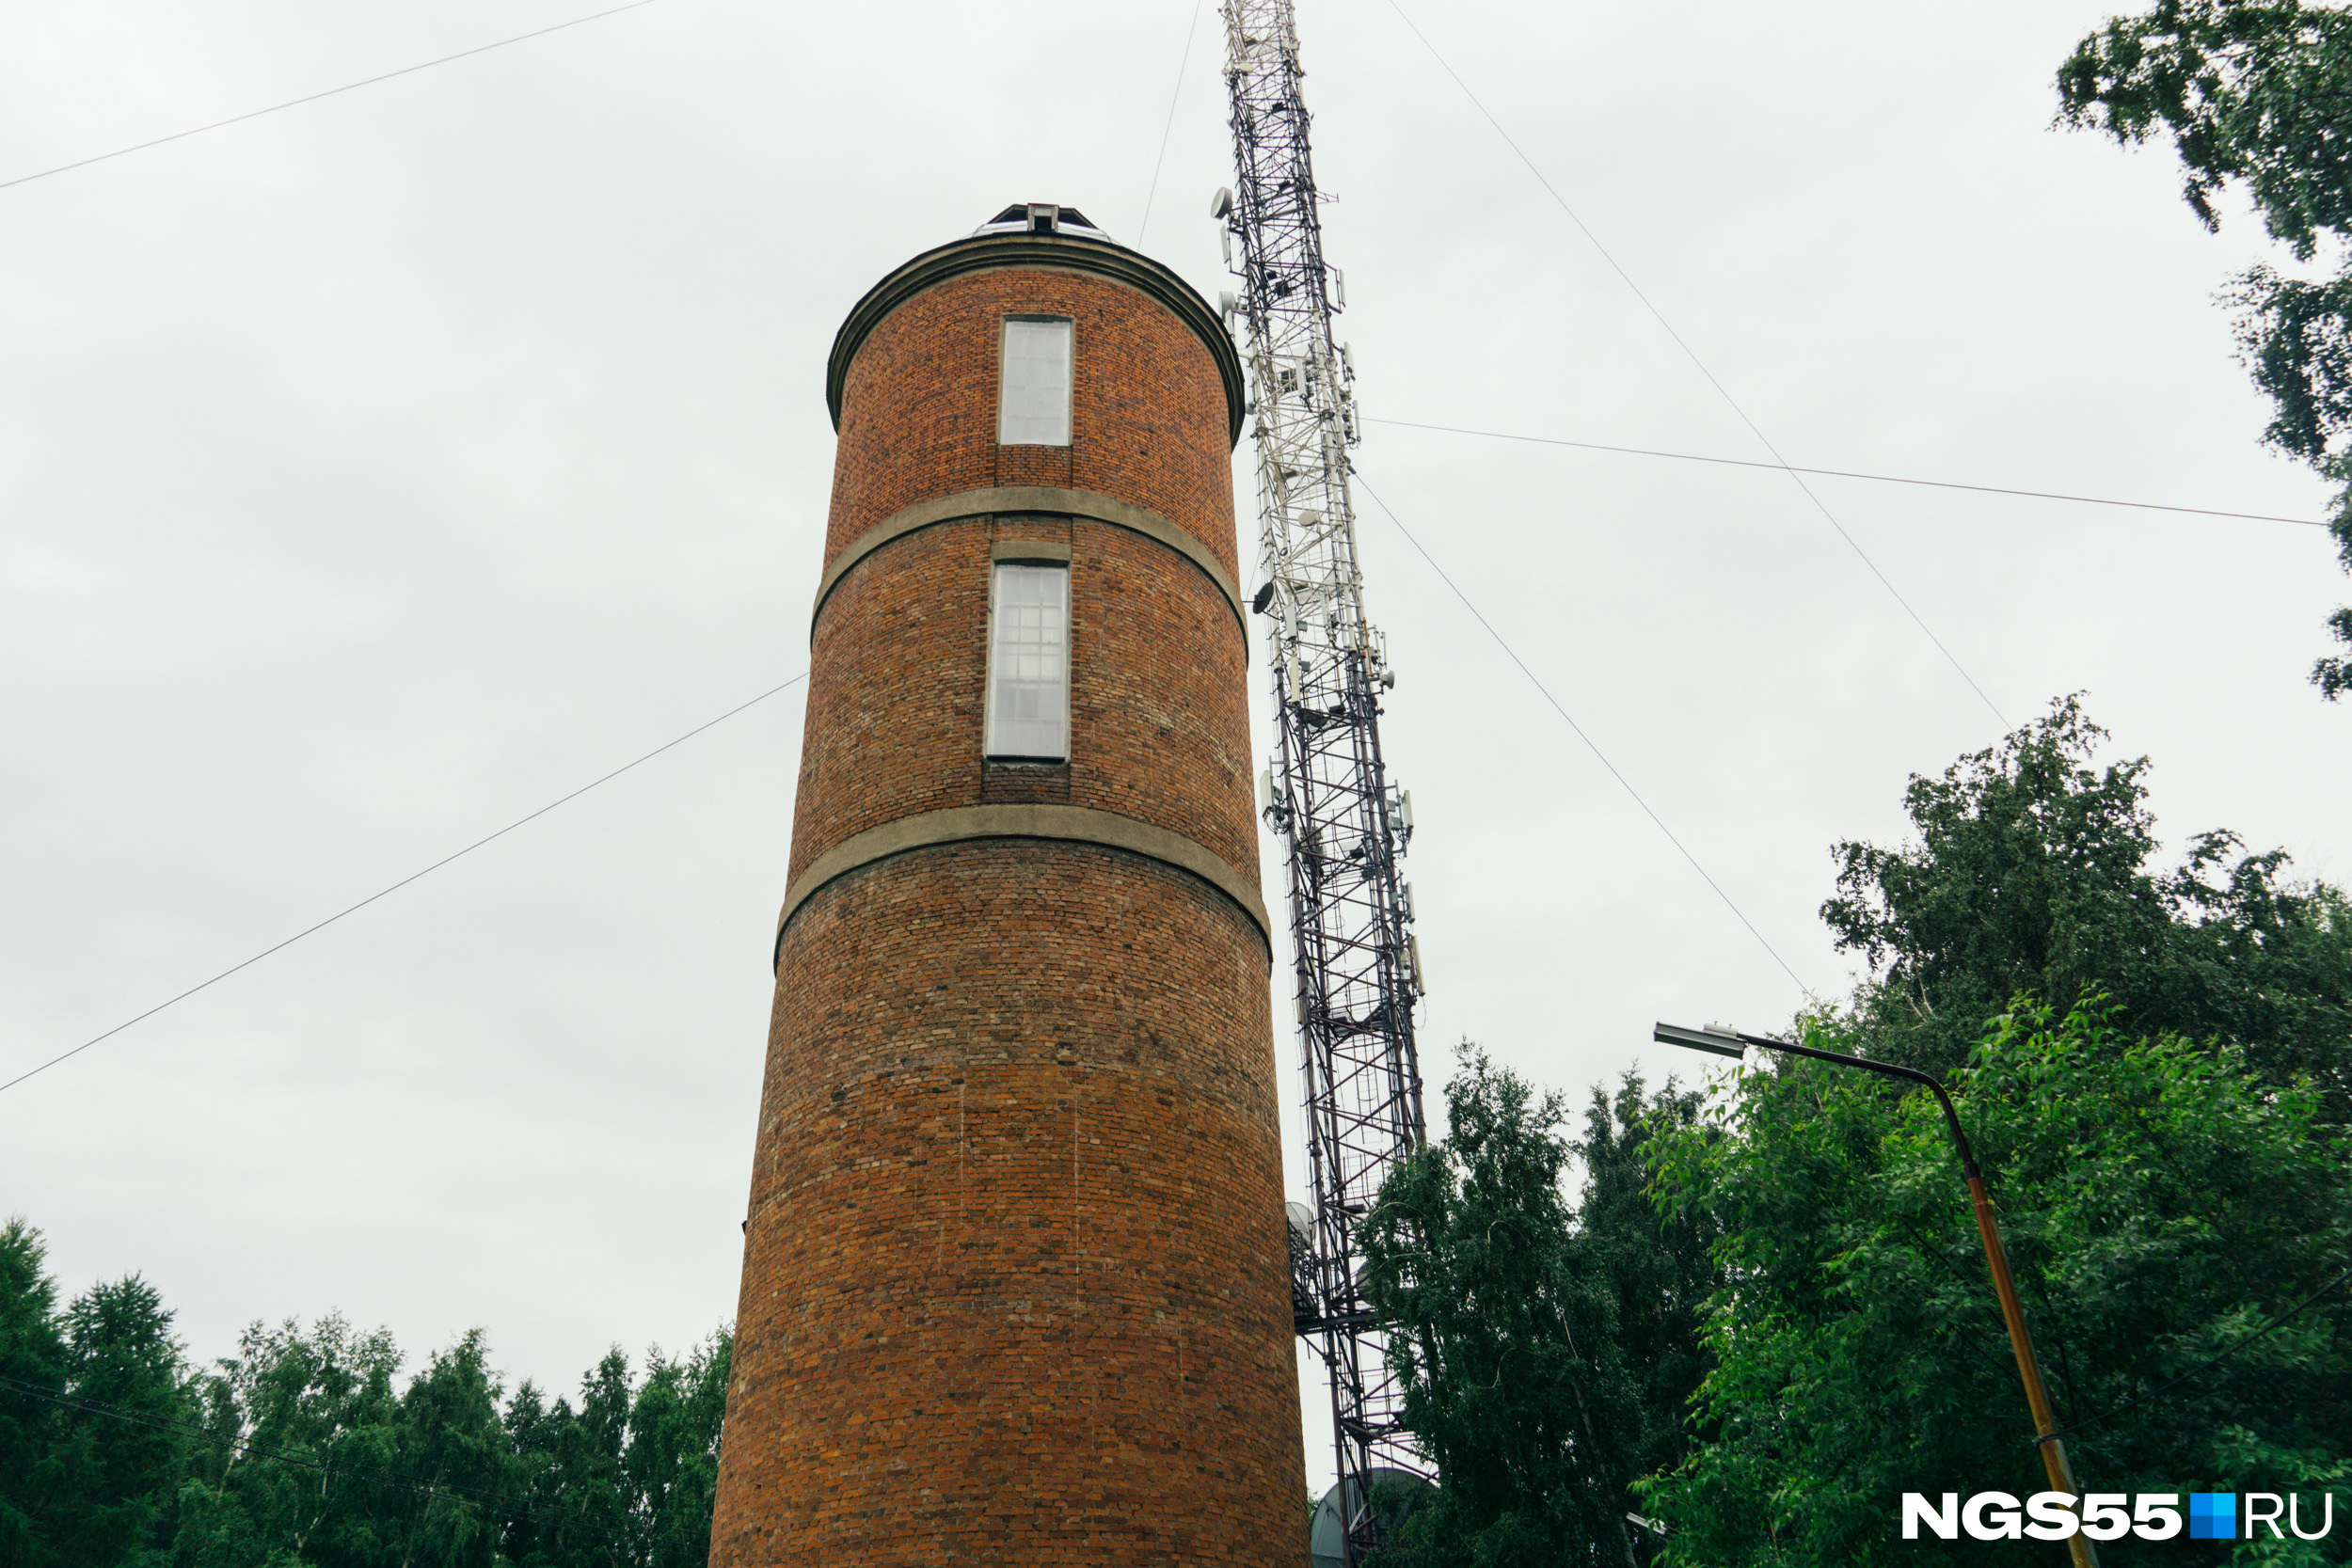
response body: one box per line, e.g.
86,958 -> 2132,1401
825,207 -> 1246,447
969,201 -> 1117,243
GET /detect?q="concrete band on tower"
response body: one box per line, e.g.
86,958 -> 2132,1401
770,802 -> 1276,970
707,209 -> 1308,1565
809,484 -> 1250,637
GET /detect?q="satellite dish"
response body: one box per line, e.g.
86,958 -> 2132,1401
1310,1468 -> 1434,1568
1285,1199 -> 1313,1239
1210,184 -> 1235,219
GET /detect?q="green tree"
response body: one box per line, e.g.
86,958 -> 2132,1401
1822,696 -> 2352,1115
0,1222 -> 732,1567
505,1350 -> 637,1567
380,1331 -> 517,1567
0,1220 -> 71,1566
623,1337 -> 729,1568
171,1315 -> 425,1565
0,1220 -> 191,1568
1573,1074 -> 1723,1497
1359,1050 -> 1647,1568
1640,1001 -> 2352,1565
2056,0 -> 2352,696
502,1335 -> 730,1568
54,1275 -> 190,1566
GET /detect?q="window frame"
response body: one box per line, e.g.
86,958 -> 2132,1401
995,315 -> 1074,448
981,557 -> 1073,763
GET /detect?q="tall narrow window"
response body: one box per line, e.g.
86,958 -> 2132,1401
984,562 -> 1070,760
997,318 -> 1073,446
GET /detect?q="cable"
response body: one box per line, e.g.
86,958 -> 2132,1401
1367,417 -> 2329,530
1136,0 -> 1207,246
2033,1261 -> 2352,1447
0,0 -> 663,195
1353,472 -> 1810,994
0,672 -> 807,1097
1381,0 -> 2010,730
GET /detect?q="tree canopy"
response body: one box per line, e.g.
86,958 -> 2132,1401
0,1221 -> 728,1568
1642,1001 -> 2352,1566
2058,0 -> 2352,696
1358,1052 -> 1649,1568
1822,695 -> 2352,1116
1374,698 -> 2351,1562
1,1219 -> 185,1568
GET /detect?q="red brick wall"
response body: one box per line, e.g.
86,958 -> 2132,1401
718,846 -> 1297,1563
710,245 -> 1306,1566
822,266 -> 1242,585
789,515 -> 1253,886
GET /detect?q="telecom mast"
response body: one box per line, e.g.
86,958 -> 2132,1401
1218,3 -> 1430,1559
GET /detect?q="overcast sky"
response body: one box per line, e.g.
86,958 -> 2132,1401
6,0 -> 2345,1500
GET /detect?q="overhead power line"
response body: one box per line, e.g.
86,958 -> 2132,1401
0,0 -> 663,195
1382,0 -> 2010,730
0,672 -> 807,1098
1353,473 -> 1810,994
1368,418 -> 2330,530
1136,0 -> 1207,246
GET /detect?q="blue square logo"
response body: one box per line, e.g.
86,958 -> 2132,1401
2189,1493 -> 2237,1540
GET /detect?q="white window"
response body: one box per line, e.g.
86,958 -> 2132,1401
984,562 -> 1070,759
997,318 -> 1073,446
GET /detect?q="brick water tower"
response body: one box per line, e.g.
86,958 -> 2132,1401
707,203 -> 1308,1564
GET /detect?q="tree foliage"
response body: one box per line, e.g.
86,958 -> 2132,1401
1359,1055 -> 1721,1566
0,1219 -> 186,1568
1373,700 -> 2350,1560
1823,695 -> 2352,1115
0,1221 -> 729,1568
2058,0 -> 2352,696
1571,1074 -> 1723,1498
1639,1001 -> 2352,1566
1359,1051 -> 1648,1567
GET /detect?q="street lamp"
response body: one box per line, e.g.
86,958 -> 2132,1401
1654,1021 -> 2100,1568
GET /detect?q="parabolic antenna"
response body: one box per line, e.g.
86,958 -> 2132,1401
1310,1467 -> 1434,1568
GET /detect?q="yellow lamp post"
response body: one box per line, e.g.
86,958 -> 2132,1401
1654,1021 -> 2099,1568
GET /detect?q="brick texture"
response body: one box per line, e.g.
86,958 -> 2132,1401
822,267 -> 1242,585
709,239 -> 1306,1566
790,515 -> 1253,887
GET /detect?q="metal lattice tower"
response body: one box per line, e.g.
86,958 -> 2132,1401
1218,3 -> 1429,1560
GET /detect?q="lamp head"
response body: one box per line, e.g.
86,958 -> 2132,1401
1654,1021 -> 1747,1059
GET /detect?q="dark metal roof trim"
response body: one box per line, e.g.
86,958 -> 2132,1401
825,233 -> 1246,448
